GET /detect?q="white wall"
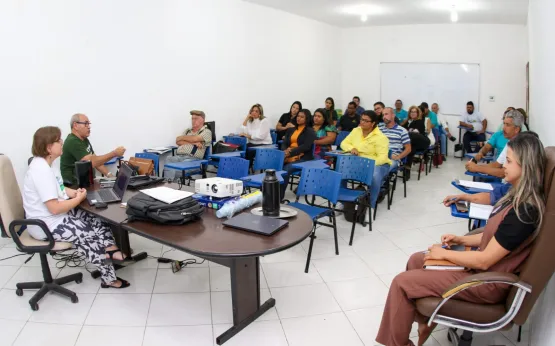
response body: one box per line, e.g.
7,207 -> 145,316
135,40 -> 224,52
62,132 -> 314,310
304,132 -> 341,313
0,0 -> 340,182
529,0 -> 555,344
340,24 -> 528,133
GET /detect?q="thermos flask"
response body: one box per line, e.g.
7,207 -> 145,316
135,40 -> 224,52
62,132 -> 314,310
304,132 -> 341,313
262,169 -> 280,217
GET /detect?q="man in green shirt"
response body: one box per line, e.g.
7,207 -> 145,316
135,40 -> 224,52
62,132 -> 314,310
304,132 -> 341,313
60,113 -> 126,185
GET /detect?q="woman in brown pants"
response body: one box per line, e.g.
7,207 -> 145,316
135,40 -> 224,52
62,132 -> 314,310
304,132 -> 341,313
376,132 -> 546,346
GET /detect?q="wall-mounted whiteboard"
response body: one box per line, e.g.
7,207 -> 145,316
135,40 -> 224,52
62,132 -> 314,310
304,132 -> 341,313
380,62 -> 480,116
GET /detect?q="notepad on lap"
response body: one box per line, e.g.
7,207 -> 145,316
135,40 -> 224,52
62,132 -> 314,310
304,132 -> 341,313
141,186 -> 194,204
469,203 -> 494,220
423,246 -> 473,271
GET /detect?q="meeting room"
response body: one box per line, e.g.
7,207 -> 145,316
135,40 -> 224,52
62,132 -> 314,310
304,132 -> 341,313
0,0 -> 554,345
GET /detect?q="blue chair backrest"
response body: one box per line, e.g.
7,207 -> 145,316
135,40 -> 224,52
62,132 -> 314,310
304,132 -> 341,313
270,131 -> 277,144
224,136 -> 247,151
335,131 -> 350,147
335,155 -> 376,186
253,149 -> 284,171
217,157 -> 249,180
134,152 -> 160,176
296,168 -> 342,204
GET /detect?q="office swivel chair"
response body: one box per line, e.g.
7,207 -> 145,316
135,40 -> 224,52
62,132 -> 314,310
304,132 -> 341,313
415,146 -> 555,345
0,155 -> 82,311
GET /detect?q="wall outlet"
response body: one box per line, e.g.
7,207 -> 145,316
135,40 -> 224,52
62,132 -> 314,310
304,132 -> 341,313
489,96 -> 495,102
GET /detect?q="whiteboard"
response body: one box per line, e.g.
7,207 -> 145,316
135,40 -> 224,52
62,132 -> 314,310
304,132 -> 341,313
380,63 -> 480,116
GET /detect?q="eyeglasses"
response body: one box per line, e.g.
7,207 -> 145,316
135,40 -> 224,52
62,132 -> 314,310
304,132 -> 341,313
360,118 -> 372,123
76,121 -> 91,127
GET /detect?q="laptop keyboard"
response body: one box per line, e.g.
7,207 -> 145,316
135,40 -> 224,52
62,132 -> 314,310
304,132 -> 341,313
98,189 -> 118,201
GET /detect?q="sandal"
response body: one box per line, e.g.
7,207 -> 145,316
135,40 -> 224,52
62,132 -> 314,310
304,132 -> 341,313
101,277 -> 131,289
105,249 -> 129,265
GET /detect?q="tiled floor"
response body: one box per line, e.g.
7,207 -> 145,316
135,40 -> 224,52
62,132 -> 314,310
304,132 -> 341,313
0,158 -> 528,345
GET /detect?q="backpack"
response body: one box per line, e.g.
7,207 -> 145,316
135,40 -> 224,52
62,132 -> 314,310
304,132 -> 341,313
342,185 -> 369,224
126,192 -> 205,225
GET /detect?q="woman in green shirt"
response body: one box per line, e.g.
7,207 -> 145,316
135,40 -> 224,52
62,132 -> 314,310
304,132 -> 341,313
312,108 -> 337,159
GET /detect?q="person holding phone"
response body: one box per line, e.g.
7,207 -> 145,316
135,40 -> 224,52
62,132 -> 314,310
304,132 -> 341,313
240,103 -> 272,166
376,133 -> 546,346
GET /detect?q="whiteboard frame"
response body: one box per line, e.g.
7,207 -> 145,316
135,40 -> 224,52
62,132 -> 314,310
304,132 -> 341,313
379,62 -> 481,116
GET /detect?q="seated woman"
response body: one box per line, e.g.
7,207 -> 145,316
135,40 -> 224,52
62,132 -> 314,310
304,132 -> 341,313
376,134 -> 546,346
276,101 -> 302,141
402,106 -> 431,180
23,127 -> 130,289
240,103 -> 272,167
340,110 -> 391,209
324,97 -> 338,126
312,108 -> 337,159
280,109 -> 316,199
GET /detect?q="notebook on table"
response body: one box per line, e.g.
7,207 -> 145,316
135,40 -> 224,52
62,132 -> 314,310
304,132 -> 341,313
423,245 -> 476,271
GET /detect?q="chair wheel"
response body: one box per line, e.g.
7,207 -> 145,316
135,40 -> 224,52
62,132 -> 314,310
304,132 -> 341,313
15,288 -> 23,296
30,303 -> 39,311
75,278 -> 83,284
71,296 -> 79,304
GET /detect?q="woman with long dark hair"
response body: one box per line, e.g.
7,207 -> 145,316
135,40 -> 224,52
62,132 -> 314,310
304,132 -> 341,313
324,97 -> 338,126
376,133 -> 546,346
276,101 -> 302,141
312,108 -> 337,159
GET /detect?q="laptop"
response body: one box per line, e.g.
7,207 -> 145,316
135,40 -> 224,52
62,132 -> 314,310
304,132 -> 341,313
223,213 -> 289,236
87,163 -> 133,205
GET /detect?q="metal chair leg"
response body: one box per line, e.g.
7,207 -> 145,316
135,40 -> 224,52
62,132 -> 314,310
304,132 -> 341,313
304,227 -> 316,273
518,325 -> 522,342
332,212 -> 339,255
348,208 -> 357,246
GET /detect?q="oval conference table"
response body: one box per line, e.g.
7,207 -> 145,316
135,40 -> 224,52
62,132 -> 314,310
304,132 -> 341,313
80,181 -> 313,345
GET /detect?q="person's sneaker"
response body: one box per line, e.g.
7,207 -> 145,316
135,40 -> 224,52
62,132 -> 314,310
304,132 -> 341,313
449,136 -> 457,142
442,155 -> 447,161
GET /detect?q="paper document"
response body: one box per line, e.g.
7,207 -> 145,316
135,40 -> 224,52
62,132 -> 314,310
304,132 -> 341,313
469,203 -> 494,220
141,186 -> 194,204
145,146 -> 172,154
456,180 -> 493,191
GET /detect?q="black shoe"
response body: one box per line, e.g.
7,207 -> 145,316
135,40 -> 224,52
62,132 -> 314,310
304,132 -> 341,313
449,136 -> 457,142
442,155 -> 447,161
404,168 -> 411,181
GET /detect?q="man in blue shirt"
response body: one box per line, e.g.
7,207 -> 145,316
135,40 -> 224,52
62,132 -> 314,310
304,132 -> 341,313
394,100 -> 408,123
344,96 -> 365,116
379,107 -> 411,173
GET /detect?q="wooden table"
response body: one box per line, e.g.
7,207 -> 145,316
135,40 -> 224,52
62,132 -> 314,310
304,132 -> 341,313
81,182 -> 313,345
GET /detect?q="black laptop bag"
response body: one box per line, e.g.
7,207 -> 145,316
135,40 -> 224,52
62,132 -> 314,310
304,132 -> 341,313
126,193 -> 205,225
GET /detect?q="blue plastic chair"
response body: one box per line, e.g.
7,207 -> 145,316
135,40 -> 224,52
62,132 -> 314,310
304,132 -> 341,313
334,131 -> 350,147
287,168 -> 342,273
270,131 -> 277,144
252,149 -> 284,172
135,152 -> 160,176
335,156 -> 375,245
163,146 -> 212,186
217,157 -> 250,180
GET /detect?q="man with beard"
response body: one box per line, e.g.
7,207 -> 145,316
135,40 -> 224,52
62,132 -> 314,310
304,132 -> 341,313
460,101 -> 487,153
379,107 -> 411,174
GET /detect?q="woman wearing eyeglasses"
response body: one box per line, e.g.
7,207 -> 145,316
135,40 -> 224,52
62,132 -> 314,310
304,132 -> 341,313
24,126 -> 130,289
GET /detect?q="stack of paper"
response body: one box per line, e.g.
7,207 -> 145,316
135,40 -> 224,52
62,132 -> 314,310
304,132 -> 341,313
469,203 -> 494,220
456,180 -> 494,191
145,146 -> 172,155
141,186 -> 194,204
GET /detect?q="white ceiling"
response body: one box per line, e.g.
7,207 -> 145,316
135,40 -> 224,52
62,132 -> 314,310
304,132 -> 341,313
242,0 -> 529,27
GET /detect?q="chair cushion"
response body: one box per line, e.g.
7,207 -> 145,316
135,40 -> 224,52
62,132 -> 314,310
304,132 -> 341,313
19,230 -> 73,251
415,297 -> 507,324
288,202 -> 332,220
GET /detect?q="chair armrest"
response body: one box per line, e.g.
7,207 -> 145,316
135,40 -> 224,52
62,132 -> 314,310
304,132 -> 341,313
9,219 -> 55,253
441,272 -> 527,300
465,227 -> 485,236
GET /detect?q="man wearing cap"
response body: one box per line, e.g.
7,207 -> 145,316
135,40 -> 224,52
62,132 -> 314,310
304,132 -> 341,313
163,110 -> 212,180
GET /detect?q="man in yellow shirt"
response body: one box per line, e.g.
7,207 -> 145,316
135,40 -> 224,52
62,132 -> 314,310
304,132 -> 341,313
341,110 -> 391,208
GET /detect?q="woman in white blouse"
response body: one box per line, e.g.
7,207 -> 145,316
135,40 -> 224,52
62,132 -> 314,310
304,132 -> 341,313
240,103 -> 272,166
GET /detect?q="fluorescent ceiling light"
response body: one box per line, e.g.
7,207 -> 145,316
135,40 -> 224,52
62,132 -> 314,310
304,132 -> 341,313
428,0 -> 481,12
361,14 -> 368,22
341,4 -> 387,16
451,10 -> 458,22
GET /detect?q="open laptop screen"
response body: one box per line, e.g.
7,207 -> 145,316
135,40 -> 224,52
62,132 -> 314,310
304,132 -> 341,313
113,163 -> 133,199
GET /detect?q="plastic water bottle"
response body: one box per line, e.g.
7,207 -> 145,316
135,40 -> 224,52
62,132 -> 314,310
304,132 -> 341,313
262,169 -> 280,217
216,191 -> 262,218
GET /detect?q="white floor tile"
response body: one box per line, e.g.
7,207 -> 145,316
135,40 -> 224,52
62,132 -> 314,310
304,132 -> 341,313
271,283 -> 341,319
260,244 -> 307,263
281,312 -> 364,346
54,268 -> 100,294
5,266 -> 60,290
76,326 -> 145,346
153,267 -> 209,293
129,234 -> 164,250
312,256 -> 374,283
210,289 -> 277,324
0,289 -> 34,321
328,276 -> 389,311
0,266 -> 19,288
97,267 -> 157,294
0,248 -> 33,266
85,293 -> 151,327
143,325 -> 213,346
0,319 -> 26,346
13,322 -> 81,346
351,232 -> 398,256
212,320 -> 288,346
209,265 -> 268,291
367,216 -> 416,234
147,293 -> 211,326
378,273 -> 397,288
421,221 -> 470,241
345,306 -> 385,346
300,237 -> 358,260
29,293 -> 95,324
359,249 -> 409,276
383,228 -> 436,249
410,335 -> 442,346
262,261 -> 322,287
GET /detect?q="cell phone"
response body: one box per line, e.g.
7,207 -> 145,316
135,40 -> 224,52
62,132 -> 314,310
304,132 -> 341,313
455,201 -> 469,213
449,245 -> 466,251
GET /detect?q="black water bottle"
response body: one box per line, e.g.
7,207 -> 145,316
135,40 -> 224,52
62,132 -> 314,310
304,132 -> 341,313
262,169 -> 280,217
